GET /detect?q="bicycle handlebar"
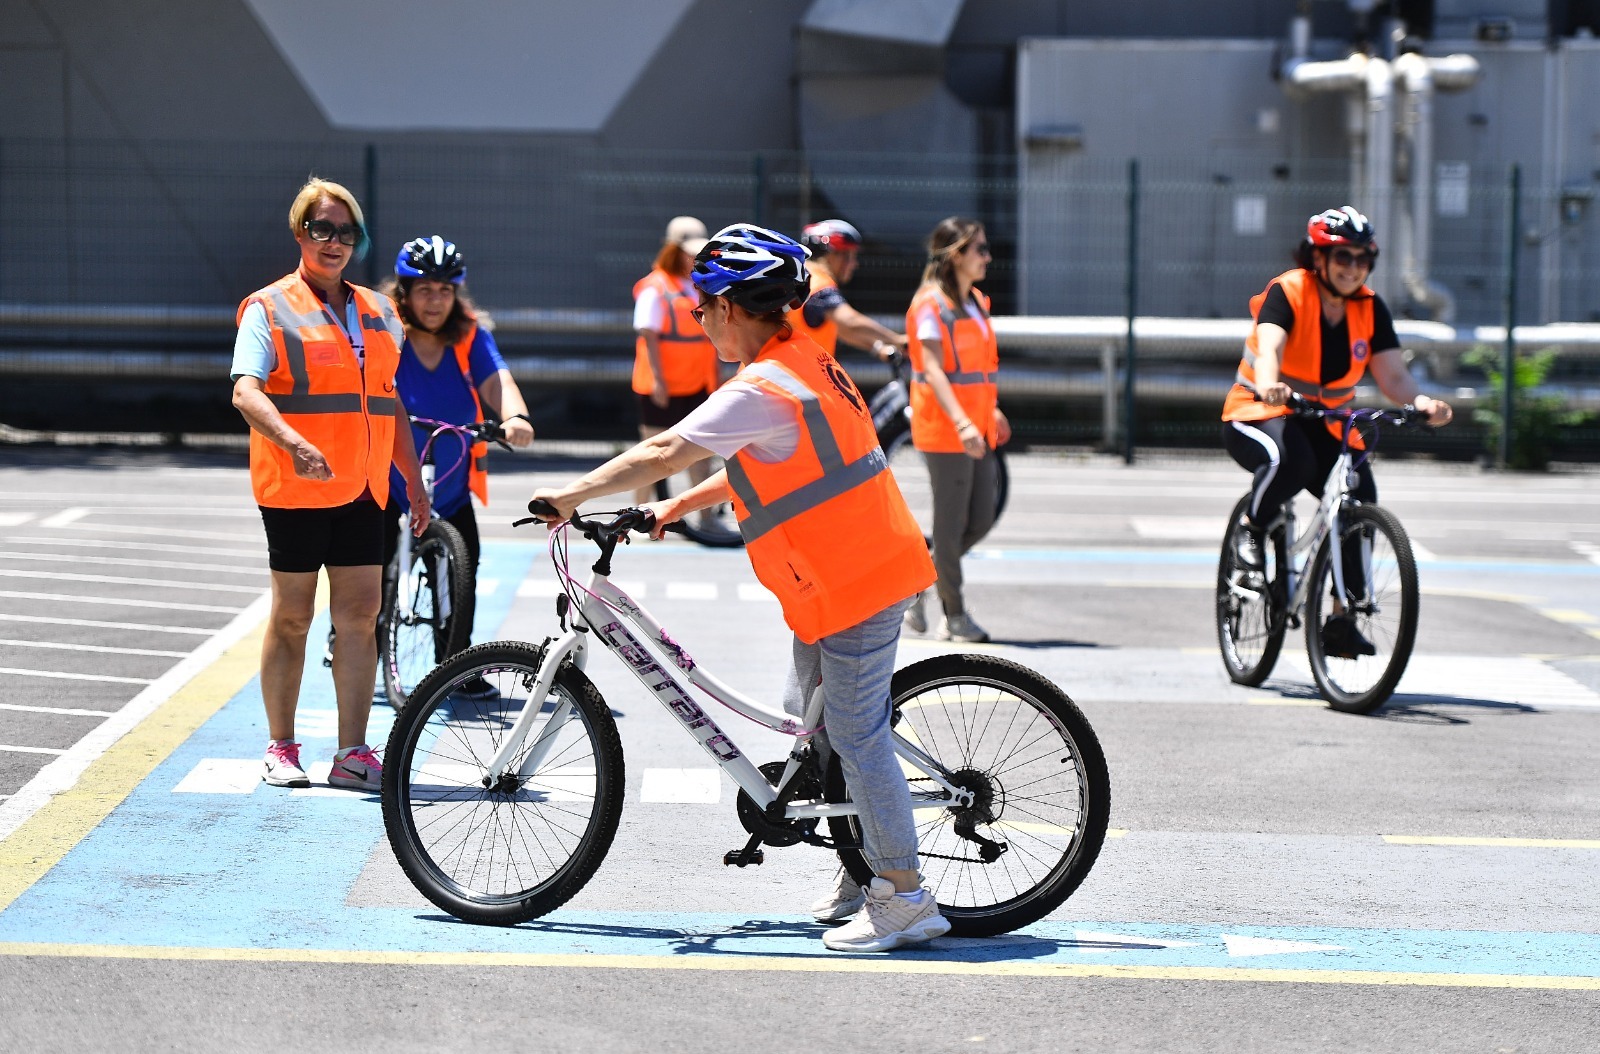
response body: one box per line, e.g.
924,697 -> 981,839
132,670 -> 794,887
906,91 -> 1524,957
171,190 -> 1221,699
518,500 -> 685,538
1278,392 -> 1431,429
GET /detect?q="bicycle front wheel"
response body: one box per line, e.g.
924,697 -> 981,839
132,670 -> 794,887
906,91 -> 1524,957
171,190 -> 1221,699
381,519 -> 473,712
382,642 -> 625,925
1216,495 -> 1286,687
655,459 -> 744,548
1306,503 -> 1418,714
826,654 -> 1110,938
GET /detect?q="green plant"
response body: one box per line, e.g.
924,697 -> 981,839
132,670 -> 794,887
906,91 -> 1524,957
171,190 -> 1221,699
1462,344 -> 1588,470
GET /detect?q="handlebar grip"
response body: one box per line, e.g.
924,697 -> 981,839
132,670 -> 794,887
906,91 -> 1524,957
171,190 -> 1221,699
528,498 -> 561,519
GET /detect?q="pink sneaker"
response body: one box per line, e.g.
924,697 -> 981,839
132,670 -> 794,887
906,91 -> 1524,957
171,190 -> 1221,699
328,745 -> 382,791
263,740 -> 310,788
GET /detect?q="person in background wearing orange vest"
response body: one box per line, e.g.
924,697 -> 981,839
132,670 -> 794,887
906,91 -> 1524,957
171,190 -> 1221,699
231,177 -> 431,792
630,215 -> 718,503
1222,206 -> 1452,658
530,224 -> 949,953
901,216 -> 1010,644
789,219 -> 906,363
381,235 -> 534,700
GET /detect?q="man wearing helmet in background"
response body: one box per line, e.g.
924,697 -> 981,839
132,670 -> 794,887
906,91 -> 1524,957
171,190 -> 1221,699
790,219 -> 906,363
531,223 -> 948,953
384,235 -> 534,699
1222,206 -> 1452,658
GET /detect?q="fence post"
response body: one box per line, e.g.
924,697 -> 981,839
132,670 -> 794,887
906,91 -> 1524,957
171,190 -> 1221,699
1123,158 -> 1139,464
364,143 -> 379,288
1499,163 -> 1521,469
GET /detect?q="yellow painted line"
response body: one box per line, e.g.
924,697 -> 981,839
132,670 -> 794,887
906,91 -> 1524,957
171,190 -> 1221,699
1539,608 -> 1599,625
0,942 -> 1594,989
1383,835 -> 1600,849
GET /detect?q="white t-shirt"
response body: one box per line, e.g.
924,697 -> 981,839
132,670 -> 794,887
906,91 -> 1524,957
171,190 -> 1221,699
633,275 -> 697,332
672,379 -> 799,463
915,298 -> 990,343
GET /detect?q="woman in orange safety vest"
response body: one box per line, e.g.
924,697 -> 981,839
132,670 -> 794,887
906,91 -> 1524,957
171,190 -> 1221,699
531,224 -> 948,953
230,178 -> 430,794
901,216 -> 1011,645
1222,206 -> 1453,657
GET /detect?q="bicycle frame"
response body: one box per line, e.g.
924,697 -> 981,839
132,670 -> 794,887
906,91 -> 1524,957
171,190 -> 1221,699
394,418 -> 479,622
482,524 -> 975,819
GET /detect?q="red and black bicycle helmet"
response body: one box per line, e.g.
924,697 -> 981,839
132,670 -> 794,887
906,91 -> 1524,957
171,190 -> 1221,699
1306,207 -> 1379,257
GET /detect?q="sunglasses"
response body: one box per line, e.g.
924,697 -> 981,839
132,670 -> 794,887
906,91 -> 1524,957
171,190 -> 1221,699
1328,247 -> 1375,269
690,298 -> 715,325
967,241 -> 992,257
303,219 -> 363,246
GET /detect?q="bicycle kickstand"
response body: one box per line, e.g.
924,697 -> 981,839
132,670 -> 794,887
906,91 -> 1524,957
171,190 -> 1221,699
723,833 -> 765,868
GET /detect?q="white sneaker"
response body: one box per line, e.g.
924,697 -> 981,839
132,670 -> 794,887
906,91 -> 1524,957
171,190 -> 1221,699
821,877 -> 951,952
328,745 -> 382,792
810,867 -> 868,922
903,590 -> 929,635
262,740 -> 310,788
938,611 -> 990,643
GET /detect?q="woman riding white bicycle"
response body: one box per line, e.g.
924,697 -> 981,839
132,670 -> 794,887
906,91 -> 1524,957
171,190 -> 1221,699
530,224 -> 948,952
1222,206 -> 1452,658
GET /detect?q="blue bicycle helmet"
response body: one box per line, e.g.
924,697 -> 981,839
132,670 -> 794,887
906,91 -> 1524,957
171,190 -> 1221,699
692,224 -> 810,314
395,235 -> 466,283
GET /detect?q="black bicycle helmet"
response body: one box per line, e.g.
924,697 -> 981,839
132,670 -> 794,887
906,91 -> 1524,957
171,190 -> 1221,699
799,219 -> 862,255
1306,207 -> 1379,256
691,224 -> 811,314
395,235 -> 466,283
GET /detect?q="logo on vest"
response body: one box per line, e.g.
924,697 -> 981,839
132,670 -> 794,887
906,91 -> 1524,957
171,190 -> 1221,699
1352,339 -> 1369,362
821,357 -> 864,414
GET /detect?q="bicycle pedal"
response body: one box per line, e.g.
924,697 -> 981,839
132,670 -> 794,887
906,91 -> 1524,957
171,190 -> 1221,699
722,848 -> 765,867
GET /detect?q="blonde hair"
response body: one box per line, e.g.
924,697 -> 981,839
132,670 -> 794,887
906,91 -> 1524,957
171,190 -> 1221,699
287,176 -> 370,261
919,216 -> 985,304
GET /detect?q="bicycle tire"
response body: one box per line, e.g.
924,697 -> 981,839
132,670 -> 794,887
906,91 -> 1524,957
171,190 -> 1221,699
825,653 -> 1110,938
1216,495 -> 1287,687
382,641 -> 625,925
1305,503 -> 1419,714
655,459 -> 744,548
880,420 -> 1009,543
380,519 -> 473,712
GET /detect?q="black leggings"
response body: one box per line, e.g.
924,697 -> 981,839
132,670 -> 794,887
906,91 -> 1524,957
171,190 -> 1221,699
383,500 -> 482,647
1222,416 -> 1377,601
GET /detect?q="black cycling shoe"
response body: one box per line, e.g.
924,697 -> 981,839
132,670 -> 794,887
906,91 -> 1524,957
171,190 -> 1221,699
1321,614 -> 1376,659
453,675 -> 501,701
1233,522 -> 1265,571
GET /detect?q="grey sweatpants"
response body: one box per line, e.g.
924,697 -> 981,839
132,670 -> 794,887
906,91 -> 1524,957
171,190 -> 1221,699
924,447 -> 1000,616
781,597 -> 920,874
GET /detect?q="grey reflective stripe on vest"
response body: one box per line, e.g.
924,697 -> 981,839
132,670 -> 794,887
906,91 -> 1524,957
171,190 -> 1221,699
916,298 -> 993,386
911,369 -> 995,386
261,287 -> 386,415
1233,369 -> 1353,402
366,396 -> 397,415
267,393 -> 363,415
724,360 -> 887,544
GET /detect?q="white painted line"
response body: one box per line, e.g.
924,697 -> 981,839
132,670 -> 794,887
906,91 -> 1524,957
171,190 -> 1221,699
1129,516 -> 1224,542
474,577 -> 500,596
737,583 -> 777,603
1222,935 -> 1347,958
0,744 -> 69,756
0,638 -> 189,658
0,568 -> 267,595
1572,541 -> 1600,566
0,591 -> 273,843
666,582 -> 718,601
1282,653 -> 1600,709
639,767 -> 721,804
516,579 -> 561,597
0,703 -> 117,717
0,666 -> 155,685
172,758 -> 262,794
1074,931 -> 1201,952
0,513 -> 33,527
1408,539 -> 1439,562
39,507 -> 90,528
0,612 -> 215,636
0,590 -> 245,614
4,537 -> 265,560
47,522 -> 262,543
0,551 -> 270,577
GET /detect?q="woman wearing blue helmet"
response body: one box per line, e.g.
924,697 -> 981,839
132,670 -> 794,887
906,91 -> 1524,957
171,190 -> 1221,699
531,224 -> 947,952
384,235 -> 534,699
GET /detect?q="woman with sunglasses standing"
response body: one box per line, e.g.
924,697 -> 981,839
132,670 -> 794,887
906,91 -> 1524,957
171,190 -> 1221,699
1222,206 -> 1452,656
900,216 -> 1010,644
231,177 -> 430,792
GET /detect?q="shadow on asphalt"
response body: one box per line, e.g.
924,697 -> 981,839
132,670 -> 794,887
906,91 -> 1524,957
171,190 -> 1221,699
1260,679 -> 1541,723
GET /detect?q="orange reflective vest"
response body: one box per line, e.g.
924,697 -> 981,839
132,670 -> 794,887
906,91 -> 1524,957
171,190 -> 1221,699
1223,268 -> 1375,446
905,286 -> 999,453
447,322 -> 490,507
726,331 -> 935,644
787,266 -> 839,356
631,269 -> 719,397
239,272 -> 402,508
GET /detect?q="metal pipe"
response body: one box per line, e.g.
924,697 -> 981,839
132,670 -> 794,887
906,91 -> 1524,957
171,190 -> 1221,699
1393,50 -> 1479,323
1364,56 -> 1395,304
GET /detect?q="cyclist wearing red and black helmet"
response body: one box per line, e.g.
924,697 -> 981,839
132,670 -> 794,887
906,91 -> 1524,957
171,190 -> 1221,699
1221,206 -> 1452,653
788,219 -> 906,362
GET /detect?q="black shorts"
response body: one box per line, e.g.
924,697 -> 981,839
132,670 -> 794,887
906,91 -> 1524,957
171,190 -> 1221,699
636,391 -> 709,429
259,499 -> 386,573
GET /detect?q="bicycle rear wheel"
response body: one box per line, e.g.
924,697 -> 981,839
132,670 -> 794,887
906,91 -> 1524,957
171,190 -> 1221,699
1306,503 -> 1418,713
382,642 -> 625,925
1216,495 -> 1286,687
380,519 -> 472,712
826,653 -> 1110,938
655,459 -> 744,548
881,422 -> 1009,543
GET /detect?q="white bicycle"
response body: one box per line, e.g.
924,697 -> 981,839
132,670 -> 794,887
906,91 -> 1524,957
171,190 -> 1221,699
381,502 -> 1110,937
